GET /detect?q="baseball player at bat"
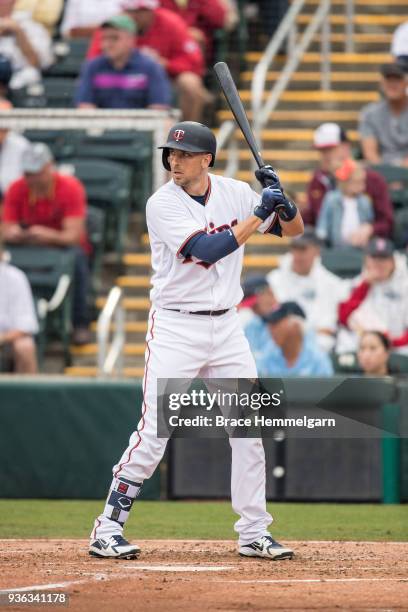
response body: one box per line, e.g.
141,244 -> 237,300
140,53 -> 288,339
89,121 -> 304,561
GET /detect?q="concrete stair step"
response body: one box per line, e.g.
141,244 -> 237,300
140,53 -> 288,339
71,343 -> 146,356
65,366 -> 145,378
122,253 -> 281,270
117,275 -> 151,288
245,51 -> 391,64
217,128 -> 359,143
303,0 -> 408,5
96,296 -> 150,310
225,90 -> 379,103
217,109 -> 360,124
241,71 -> 386,84
139,232 -> 290,247
297,13 -> 407,26
90,321 -> 148,333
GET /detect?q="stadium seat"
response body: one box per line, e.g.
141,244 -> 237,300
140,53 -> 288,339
321,246 -> 363,278
58,158 -> 132,259
87,205 -> 106,296
72,130 -> 153,210
23,129 -> 78,160
371,164 -> 408,209
393,208 -> 408,250
6,246 -> 76,366
44,39 -> 89,78
333,351 -> 408,375
12,78 -> 77,109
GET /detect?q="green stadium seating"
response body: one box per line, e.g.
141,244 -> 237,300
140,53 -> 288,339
58,158 -> 132,259
6,246 -> 76,366
12,78 -> 77,109
23,129 -> 78,159
371,164 -> 408,209
44,38 -> 89,78
86,205 -> 106,296
321,246 -> 363,278
332,351 -> 408,375
72,130 -> 153,210
393,208 -> 408,249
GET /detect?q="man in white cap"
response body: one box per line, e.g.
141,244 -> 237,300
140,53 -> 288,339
1,143 -> 91,345
303,122 -> 393,242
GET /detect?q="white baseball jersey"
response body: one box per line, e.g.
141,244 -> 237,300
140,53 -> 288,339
146,173 -> 278,311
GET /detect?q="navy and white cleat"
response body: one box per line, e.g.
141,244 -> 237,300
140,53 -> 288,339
89,535 -> 140,560
239,535 -> 294,560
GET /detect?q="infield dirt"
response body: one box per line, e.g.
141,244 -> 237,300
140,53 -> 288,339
0,539 -> 407,611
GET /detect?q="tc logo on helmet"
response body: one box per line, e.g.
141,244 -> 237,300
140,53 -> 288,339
174,129 -> 185,142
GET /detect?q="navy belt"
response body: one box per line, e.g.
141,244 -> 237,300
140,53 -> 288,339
165,308 -> 230,316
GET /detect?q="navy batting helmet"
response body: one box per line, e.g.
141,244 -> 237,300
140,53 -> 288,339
158,121 -> 217,171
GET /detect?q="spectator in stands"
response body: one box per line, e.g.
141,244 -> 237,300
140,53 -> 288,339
75,15 -> 171,110
0,0 -> 53,89
267,227 -> 348,352
1,143 -> 91,345
0,55 -> 12,108
239,274 -> 277,325
61,0 -> 123,38
0,235 -> 38,373
391,21 -> 408,72
0,124 -> 30,201
86,0 -> 209,121
316,159 -> 374,248
258,302 -> 334,376
304,123 -> 394,238
159,0 -> 230,61
239,275 -> 278,365
357,330 -> 391,377
359,63 -> 408,167
15,0 -> 64,36
338,237 -> 408,355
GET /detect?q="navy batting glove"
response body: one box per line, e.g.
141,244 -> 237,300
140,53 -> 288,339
255,165 -> 281,189
253,186 -> 286,221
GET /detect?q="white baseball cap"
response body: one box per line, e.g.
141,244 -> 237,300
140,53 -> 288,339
22,143 -> 53,173
313,123 -> 348,149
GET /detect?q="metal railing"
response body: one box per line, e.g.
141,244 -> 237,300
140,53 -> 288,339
252,0 -> 331,160
97,286 -> 125,378
217,0 -> 357,178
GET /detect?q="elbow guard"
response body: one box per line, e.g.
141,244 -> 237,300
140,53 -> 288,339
181,229 -> 239,264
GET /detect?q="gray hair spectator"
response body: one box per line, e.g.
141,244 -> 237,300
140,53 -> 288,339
61,0 -> 123,38
0,0 -> 53,89
359,63 -> 408,167
0,235 -> 38,373
267,227 -> 348,353
257,302 -> 334,377
75,15 -> 171,110
338,237 -> 408,354
303,122 -> 393,239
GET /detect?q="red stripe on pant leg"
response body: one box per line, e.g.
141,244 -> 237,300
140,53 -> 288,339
114,310 -> 156,478
92,518 -> 101,539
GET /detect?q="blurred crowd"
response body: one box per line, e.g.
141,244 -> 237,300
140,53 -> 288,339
0,3 -> 407,377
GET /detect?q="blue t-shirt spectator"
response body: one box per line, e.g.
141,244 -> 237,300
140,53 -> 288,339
75,49 -> 171,109
244,315 -> 279,370
257,331 -> 334,377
